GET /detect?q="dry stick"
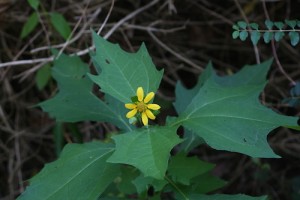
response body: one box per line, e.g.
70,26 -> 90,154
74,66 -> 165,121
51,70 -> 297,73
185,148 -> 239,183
30,8 -> 101,54
233,0 -> 261,64
0,0 -> 160,69
262,1 -> 296,85
147,22 -> 204,71
97,0 -> 114,35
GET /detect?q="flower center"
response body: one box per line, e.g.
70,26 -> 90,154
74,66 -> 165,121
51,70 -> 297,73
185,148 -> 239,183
136,102 -> 147,112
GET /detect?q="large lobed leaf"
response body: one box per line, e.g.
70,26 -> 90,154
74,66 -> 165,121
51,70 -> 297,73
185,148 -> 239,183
173,59 -> 299,158
17,142 -> 119,200
39,53 -> 132,131
107,126 -> 182,179
88,31 -> 164,103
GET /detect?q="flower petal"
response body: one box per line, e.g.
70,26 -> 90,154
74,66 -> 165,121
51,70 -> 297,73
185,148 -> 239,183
125,103 -> 137,109
141,112 -> 148,126
147,104 -> 161,110
137,87 -> 144,102
144,92 -> 154,103
145,109 -> 155,120
126,109 -> 137,119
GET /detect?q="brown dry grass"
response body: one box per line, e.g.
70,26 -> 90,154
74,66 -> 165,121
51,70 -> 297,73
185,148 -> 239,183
1,0 -> 300,199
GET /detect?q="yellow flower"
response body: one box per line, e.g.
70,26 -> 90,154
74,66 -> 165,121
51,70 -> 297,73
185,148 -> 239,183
125,87 -> 161,126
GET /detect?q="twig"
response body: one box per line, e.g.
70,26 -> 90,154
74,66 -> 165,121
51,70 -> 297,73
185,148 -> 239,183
147,21 -> 204,71
262,1 -> 296,85
234,0 -> 261,64
0,0 -> 160,69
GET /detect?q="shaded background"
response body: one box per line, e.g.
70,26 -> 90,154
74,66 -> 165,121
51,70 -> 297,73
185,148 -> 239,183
1,0 -> 300,199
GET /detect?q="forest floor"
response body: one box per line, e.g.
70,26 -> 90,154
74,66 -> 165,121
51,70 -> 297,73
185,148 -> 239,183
1,0 -> 300,199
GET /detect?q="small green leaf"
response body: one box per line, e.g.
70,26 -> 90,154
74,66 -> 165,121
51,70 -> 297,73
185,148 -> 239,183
265,19 -> 273,30
237,21 -> 247,29
27,0 -> 39,10
250,30 -> 261,45
168,153 -> 214,185
232,24 -> 239,30
285,19 -> 297,29
274,31 -> 285,42
88,31 -> 164,103
263,32 -> 273,43
17,142 -> 119,200
107,126 -> 182,179
35,63 -> 51,90
289,31 -> 300,46
232,30 -> 240,39
249,23 -> 259,30
239,31 -> 248,41
274,21 -> 284,30
20,12 -> 39,38
50,12 -> 71,40
117,166 -> 140,194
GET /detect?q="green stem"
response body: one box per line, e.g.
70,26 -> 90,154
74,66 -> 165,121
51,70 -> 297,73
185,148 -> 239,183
164,175 -> 189,200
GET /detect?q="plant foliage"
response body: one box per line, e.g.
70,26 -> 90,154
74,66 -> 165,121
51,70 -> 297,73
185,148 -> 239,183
18,32 -> 299,199
232,19 -> 300,46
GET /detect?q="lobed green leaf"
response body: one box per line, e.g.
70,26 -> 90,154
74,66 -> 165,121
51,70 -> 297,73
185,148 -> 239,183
274,31 -> 285,42
239,31 -> 249,41
107,126 -> 182,179
173,59 -> 298,158
263,32 -> 273,43
285,19 -> 297,29
89,31 -> 163,103
274,21 -> 284,30
39,53 -> 132,131
237,21 -> 247,29
232,30 -> 240,39
17,142 -> 119,200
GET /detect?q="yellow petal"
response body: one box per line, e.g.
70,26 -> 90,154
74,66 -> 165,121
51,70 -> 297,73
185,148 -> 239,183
141,112 -> 148,126
147,104 -> 161,110
144,92 -> 154,103
125,103 -> 136,109
145,109 -> 155,120
126,109 -> 137,118
137,87 -> 144,102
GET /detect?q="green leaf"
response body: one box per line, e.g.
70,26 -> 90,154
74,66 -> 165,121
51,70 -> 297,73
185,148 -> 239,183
187,194 -> 268,200
27,0 -> 39,10
50,12 -> 71,40
274,31 -> 285,42
35,63 -> 51,90
274,21 -> 284,30
116,166 -> 140,195
250,30 -> 261,45
20,12 -> 39,38
232,24 -> 239,30
289,31 -> 300,46
132,174 -> 167,194
39,53 -> 132,131
17,142 -> 119,200
249,23 -> 259,30
168,153 -> 214,185
88,31 -> 164,103
232,30 -> 239,39
265,19 -> 273,30
107,126 -> 182,179
237,21 -> 247,29
263,32 -> 273,43
239,31 -> 248,41
189,172 -> 226,194
285,19 -> 297,29
173,59 -> 298,158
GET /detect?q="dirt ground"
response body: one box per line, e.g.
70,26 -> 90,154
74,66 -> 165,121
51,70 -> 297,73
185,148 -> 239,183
1,0 -> 300,199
